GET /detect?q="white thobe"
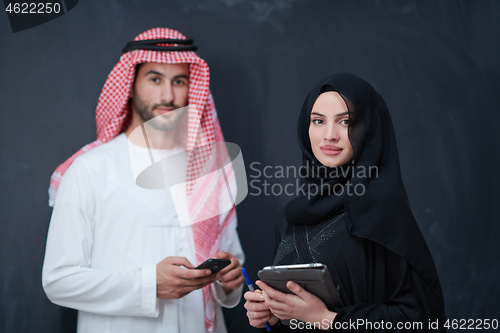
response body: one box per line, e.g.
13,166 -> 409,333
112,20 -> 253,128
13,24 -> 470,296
42,133 -> 244,333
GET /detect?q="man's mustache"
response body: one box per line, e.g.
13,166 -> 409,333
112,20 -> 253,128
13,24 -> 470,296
152,103 -> 180,110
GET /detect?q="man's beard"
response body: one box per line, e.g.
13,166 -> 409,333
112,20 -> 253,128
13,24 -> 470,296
133,96 -> 186,131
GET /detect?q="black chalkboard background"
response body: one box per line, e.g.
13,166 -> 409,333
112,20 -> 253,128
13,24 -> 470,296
1,1 -> 499,332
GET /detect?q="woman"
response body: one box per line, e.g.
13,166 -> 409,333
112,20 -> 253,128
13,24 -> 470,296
244,73 -> 446,332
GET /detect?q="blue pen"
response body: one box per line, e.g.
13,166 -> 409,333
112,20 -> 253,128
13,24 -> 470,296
241,267 -> 272,331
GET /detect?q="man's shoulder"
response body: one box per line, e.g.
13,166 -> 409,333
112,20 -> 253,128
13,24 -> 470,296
55,134 -> 132,204
70,134 -> 128,171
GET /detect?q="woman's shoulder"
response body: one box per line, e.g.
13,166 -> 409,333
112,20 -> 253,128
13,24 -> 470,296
273,206 -> 288,236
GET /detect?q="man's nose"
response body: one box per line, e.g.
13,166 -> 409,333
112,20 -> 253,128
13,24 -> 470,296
160,83 -> 174,104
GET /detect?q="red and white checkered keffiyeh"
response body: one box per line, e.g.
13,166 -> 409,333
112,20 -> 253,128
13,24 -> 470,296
48,27 -> 236,332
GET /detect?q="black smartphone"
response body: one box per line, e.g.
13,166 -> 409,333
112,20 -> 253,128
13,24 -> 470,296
195,259 -> 231,273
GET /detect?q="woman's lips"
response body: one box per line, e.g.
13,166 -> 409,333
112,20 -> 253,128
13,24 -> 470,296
320,145 -> 343,155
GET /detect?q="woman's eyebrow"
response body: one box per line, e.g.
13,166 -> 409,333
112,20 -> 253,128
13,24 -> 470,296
310,111 -> 349,117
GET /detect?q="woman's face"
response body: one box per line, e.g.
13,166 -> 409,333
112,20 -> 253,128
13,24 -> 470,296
309,91 -> 353,167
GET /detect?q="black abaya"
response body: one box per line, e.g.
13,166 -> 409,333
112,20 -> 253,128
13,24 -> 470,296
262,73 -> 446,332
266,208 -> 446,332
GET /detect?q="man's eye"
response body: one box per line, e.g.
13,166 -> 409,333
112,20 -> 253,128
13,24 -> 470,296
174,79 -> 186,86
151,77 -> 159,83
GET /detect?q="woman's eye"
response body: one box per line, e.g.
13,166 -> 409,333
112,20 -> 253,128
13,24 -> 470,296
340,119 -> 349,125
311,119 -> 324,124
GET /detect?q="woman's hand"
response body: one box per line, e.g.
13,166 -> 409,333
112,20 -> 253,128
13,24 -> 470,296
256,280 -> 337,329
244,289 -> 280,328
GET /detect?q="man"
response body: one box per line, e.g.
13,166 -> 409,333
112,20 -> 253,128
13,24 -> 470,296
42,28 -> 245,333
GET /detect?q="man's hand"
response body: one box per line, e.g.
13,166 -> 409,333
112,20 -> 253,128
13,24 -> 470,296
212,251 -> 244,292
156,256 -> 217,299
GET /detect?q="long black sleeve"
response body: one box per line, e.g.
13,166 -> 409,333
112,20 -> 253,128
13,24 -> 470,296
266,209 -> 446,332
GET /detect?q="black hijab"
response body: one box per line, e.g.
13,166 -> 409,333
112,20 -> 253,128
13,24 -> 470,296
285,73 -> 444,307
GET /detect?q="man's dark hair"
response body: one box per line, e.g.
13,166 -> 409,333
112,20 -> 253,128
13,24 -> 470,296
133,63 -> 144,85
